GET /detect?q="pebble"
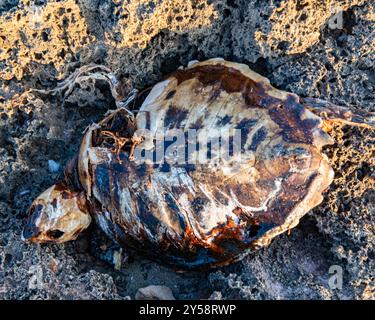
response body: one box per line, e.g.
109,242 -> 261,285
135,285 -> 176,300
48,160 -> 60,173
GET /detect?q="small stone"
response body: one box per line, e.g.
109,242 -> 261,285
19,190 -> 30,196
48,258 -> 59,273
135,285 -> 176,300
113,249 -> 123,270
28,265 -> 44,290
208,291 -> 223,300
48,160 -> 60,173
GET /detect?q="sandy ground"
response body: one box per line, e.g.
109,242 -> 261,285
0,0 -> 374,299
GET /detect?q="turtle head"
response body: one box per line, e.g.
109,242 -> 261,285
22,183 -> 91,243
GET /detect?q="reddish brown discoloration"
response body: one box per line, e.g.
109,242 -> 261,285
173,65 -> 265,97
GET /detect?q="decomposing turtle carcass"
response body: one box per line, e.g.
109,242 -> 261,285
22,59 -> 374,269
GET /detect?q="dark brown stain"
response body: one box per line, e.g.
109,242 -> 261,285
76,193 -> 89,213
235,118 -> 258,152
22,204 -> 43,240
190,117 -> 204,130
261,172 -> 318,225
94,109 -> 137,147
248,126 -> 268,151
46,229 -> 64,239
217,114 -> 232,126
61,190 -> 75,200
208,86 -> 221,102
191,196 -> 210,216
164,193 -> 186,235
164,104 -> 189,128
172,65 -> 266,108
268,96 -> 321,144
64,154 -> 83,192
53,182 -> 68,192
137,195 -> 161,235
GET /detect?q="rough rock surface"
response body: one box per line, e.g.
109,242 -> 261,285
0,0 -> 373,299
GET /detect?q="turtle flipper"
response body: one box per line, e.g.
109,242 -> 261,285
301,97 -> 375,131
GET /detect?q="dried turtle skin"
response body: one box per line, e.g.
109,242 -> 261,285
23,59 -> 373,269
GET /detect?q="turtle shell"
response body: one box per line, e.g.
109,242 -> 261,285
77,59 -> 334,269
